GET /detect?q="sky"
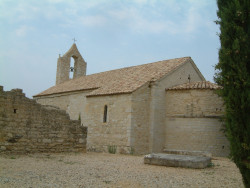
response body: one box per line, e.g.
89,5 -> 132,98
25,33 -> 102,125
0,0 -> 220,98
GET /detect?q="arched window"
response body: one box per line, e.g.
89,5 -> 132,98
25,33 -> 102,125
69,57 -> 74,79
103,105 -> 108,123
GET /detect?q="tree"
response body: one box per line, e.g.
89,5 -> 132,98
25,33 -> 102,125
215,0 -> 250,187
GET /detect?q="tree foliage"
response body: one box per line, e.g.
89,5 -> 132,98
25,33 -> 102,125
215,0 -> 250,187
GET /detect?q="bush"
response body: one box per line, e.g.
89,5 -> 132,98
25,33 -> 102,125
108,145 -> 117,154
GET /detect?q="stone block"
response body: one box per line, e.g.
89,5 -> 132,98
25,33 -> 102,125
42,139 -> 51,143
57,139 -> 64,143
163,149 -> 212,157
79,138 -> 85,143
0,146 -> 6,151
144,153 -> 211,169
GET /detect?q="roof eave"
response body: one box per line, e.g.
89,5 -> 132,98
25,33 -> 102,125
33,87 -> 99,98
166,88 -> 221,91
86,91 -> 132,97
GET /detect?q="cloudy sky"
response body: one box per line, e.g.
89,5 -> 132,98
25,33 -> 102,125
0,0 -> 220,98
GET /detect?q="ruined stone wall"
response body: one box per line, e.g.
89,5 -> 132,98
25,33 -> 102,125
0,86 -> 87,154
149,62 -> 204,153
84,94 -> 132,154
165,89 -> 229,157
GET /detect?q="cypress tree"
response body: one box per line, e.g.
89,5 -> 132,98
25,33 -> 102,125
215,0 -> 250,187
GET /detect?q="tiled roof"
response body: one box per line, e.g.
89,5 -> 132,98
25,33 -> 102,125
34,57 -> 192,97
166,81 -> 222,91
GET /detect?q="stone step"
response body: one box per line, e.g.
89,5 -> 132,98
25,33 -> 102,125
144,153 -> 211,169
163,149 -> 212,157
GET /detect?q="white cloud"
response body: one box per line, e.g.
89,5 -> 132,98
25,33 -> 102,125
15,25 -> 33,37
14,3 -> 40,21
80,15 -> 107,27
128,14 -> 178,34
46,0 -> 65,4
133,0 -> 149,5
107,5 -> 201,35
184,7 -> 200,33
1,0 -> 215,36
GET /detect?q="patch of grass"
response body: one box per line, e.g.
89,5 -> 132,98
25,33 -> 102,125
203,171 -> 215,175
103,180 -> 111,184
10,156 -> 16,159
63,161 -> 76,165
231,178 -> 238,183
207,162 -> 215,168
108,145 -> 117,154
129,147 -> 135,155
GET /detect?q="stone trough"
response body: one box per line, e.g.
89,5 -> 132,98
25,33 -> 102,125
144,153 -> 211,169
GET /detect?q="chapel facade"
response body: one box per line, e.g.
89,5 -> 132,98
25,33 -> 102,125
33,44 -> 229,157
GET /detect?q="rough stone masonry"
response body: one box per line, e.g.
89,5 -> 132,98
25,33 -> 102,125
0,86 -> 87,154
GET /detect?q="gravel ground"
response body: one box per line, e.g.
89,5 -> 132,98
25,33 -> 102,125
0,152 -> 244,188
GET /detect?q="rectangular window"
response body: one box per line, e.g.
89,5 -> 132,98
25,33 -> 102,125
103,105 -> 108,123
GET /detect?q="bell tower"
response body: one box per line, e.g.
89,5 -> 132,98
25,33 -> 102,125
56,43 -> 87,85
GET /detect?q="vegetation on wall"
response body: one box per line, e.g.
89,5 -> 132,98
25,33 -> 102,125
215,0 -> 250,187
108,145 -> 117,154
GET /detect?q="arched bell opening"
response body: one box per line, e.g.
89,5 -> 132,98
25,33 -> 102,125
69,57 -> 75,79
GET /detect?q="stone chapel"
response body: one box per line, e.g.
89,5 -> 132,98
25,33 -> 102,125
33,44 -> 229,157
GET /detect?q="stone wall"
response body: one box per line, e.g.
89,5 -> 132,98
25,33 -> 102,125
149,61 -> 204,153
0,86 -> 87,154
165,89 -> 229,157
35,90 -> 133,154
130,84 -> 151,154
35,90 -> 93,121
166,89 -> 224,117
84,94 -> 132,154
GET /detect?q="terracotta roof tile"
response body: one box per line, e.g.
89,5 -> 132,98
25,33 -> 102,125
166,81 -> 222,91
34,57 -> 192,97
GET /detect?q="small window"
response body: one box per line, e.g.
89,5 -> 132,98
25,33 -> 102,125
14,109 -> 17,113
103,105 -> 108,123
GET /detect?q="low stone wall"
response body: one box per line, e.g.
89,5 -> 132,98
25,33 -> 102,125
0,86 -> 87,154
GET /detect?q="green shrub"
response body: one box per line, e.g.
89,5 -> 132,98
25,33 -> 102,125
129,147 -> 135,155
108,145 -> 117,154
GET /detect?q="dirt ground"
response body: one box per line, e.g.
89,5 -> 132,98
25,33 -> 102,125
0,152 -> 244,188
